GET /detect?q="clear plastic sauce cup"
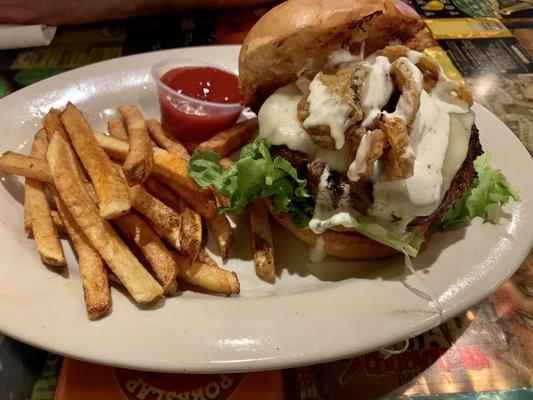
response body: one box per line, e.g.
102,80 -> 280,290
151,59 -> 244,144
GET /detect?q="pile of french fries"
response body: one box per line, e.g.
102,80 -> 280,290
0,102 -> 273,320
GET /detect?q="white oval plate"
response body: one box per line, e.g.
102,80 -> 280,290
0,45 -> 531,373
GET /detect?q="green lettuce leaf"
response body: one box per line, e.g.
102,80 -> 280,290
187,138 -> 314,228
353,216 -> 425,257
440,152 -> 520,230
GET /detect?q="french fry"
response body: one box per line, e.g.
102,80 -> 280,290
43,108 -> 99,201
174,248 -> 239,295
180,206 -> 202,264
118,106 -> 153,185
0,152 -> 52,182
24,130 -> 66,267
128,185 -> 181,251
208,214 -> 234,259
23,132 -> 50,232
143,178 -> 202,263
52,188 -> 112,319
51,210 -> 66,233
248,200 -> 275,282
160,178 -> 217,220
94,132 -> 217,219
114,211 -> 178,295
107,117 -> 128,141
146,119 -> 190,159
61,103 -> 131,219
197,118 -> 258,157
43,108 -> 70,141
143,177 -> 184,212
46,133 -> 163,303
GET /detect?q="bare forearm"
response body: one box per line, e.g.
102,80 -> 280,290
0,0 -> 273,25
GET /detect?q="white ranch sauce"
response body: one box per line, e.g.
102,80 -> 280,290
303,73 -> 352,150
360,56 -> 394,127
372,91 -> 472,222
347,130 -> 373,181
258,83 -> 351,171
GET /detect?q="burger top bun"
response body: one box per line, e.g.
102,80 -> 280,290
239,0 -> 424,108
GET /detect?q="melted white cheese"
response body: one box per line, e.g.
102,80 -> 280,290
361,56 -> 393,127
303,73 -> 352,150
258,84 -> 316,153
371,90 -> 473,222
347,130 -> 373,181
258,83 -> 351,171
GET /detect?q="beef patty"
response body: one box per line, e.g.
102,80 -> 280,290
270,125 -> 483,226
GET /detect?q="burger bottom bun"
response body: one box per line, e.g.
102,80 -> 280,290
265,199 -> 428,260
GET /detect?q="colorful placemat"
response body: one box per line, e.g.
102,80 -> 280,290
0,2 -> 531,399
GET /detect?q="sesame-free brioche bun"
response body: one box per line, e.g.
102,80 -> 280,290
239,0 -> 424,108
265,199 -> 429,260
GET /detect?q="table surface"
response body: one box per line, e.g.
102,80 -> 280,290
0,2 -> 531,399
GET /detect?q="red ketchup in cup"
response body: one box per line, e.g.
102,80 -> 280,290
152,60 -> 243,144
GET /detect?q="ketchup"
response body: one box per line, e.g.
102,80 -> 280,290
156,66 -> 243,143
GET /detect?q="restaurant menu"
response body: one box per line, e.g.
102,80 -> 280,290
0,1 -> 531,399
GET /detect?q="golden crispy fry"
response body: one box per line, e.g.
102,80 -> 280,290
248,200 -> 275,282
174,248 -> 239,295
52,188 -> 111,319
93,132 -> 218,219
46,133 -> 163,303
24,130 -> 51,232
25,130 -> 65,267
61,103 -> 131,219
162,178 -> 218,220
208,214 -> 234,259
0,151 -> 99,205
146,119 -> 190,160
118,106 -> 153,185
114,211 -> 178,295
108,117 -> 128,141
43,108 -> 70,142
143,177 -> 184,212
0,152 -> 52,182
389,57 -> 422,125
180,206 -> 202,264
197,118 -> 258,157
43,108 -> 97,200
51,210 -> 66,233
348,128 -> 386,181
128,185 -> 181,251
142,178 -> 202,263
376,115 -> 415,180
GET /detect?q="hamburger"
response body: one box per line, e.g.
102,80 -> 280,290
188,0 -> 518,261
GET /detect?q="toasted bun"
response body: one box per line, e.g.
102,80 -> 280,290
239,0 -> 424,108
265,199 -> 428,260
